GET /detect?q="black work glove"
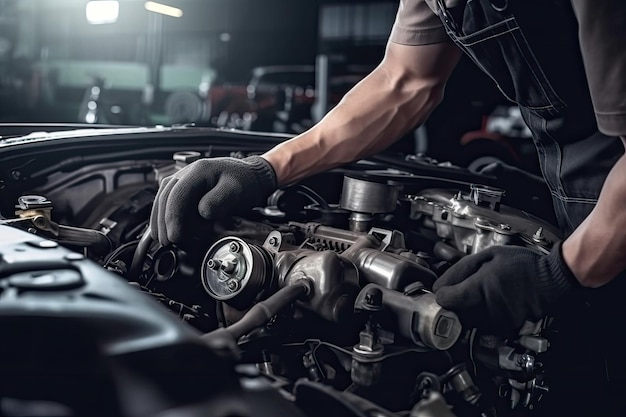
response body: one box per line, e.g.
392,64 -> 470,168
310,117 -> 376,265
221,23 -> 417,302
432,242 -> 580,334
150,156 -> 277,246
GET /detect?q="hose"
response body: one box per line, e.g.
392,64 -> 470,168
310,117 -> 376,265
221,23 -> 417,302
128,227 -> 153,281
218,280 -> 310,340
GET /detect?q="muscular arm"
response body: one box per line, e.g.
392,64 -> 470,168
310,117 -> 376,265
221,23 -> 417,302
263,41 -> 461,186
563,137 -> 626,287
563,1 -> 626,287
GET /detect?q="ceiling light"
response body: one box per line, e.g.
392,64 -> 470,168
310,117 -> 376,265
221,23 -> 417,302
86,1 -> 119,25
144,1 -> 183,18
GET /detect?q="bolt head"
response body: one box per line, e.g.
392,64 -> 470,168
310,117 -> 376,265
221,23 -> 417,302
268,236 -> 278,247
229,242 -> 241,253
226,279 -> 239,292
207,259 -> 221,270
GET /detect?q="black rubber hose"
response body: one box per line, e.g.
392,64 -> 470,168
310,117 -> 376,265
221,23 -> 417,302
56,224 -> 113,254
128,227 -> 153,281
224,281 -> 310,340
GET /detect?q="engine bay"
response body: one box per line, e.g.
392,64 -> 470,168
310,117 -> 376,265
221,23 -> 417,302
0,128 -> 561,417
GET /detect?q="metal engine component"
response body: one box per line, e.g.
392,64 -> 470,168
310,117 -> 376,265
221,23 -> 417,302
275,250 -> 360,322
174,151 -> 201,168
469,184 -> 505,211
202,234 -> 360,323
445,364 -> 481,405
355,283 -> 461,351
2,195 -> 112,254
349,248 -> 437,291
351,320 -> 384,387
14,195 -> 54,228
340,176 -> 401,232
410,187 -> 561,254
201,237 -> 274,309
155,150 -> 203,185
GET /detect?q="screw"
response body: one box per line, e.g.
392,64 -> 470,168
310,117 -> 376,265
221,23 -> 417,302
0,180 -> 5,190
207,259 -> 221,270
268,236 -> 278,247
499,223 -> 511,230
229,241 -> 241,253
362,288 -> 383,310
226,279 -> 240,292
27,228 -> 37,234
11,170 -> 20,180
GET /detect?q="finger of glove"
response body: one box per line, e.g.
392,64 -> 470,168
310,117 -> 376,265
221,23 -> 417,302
435,273 -> 485,310
432,250 -> 493,292
150,176 -> 172,242
163,170 -> 216,245
197,177 -> 243,220
435,274 -> 489,329
155,177 -> 178,246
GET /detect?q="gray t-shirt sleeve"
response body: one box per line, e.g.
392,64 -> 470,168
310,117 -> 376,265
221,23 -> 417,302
571,0 -> 626,137
389,0 -> 449,46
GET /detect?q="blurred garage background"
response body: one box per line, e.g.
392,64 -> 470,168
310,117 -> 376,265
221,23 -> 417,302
0,0 -> 538,170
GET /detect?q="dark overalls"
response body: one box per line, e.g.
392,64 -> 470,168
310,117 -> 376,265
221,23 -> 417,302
435,0 -> 626,415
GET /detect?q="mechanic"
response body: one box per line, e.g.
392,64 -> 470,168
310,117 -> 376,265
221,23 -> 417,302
151,1 -> 625,415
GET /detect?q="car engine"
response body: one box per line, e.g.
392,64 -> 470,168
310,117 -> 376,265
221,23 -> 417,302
0,129 -> 560,417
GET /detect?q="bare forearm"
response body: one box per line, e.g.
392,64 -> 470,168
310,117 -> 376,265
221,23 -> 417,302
263,42 -> 461,186
264,69 -> 441,185
562,137 -> 626,287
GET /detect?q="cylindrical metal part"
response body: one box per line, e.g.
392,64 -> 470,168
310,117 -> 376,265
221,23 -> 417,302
351,357 -> 382,387
351,325 -> 384,387
409,292 -> 462,350
448,365 -> 481,405
201,237 -> 273,309
348,212 -> 373,233
354,284 -> 462,350
340,176 -> 400,214
352,248 -> 437,290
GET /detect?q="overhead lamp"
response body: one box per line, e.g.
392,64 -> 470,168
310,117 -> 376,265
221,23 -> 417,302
144,1 -> 183,18
86,1 -> 119,25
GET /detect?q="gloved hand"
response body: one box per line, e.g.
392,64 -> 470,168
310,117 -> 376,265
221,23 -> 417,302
432,242 -> 580,333
150,156 -> 277,246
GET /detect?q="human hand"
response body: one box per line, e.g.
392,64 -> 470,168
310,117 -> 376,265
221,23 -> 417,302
150,156 -> 277,246
432,243 -> 579,333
